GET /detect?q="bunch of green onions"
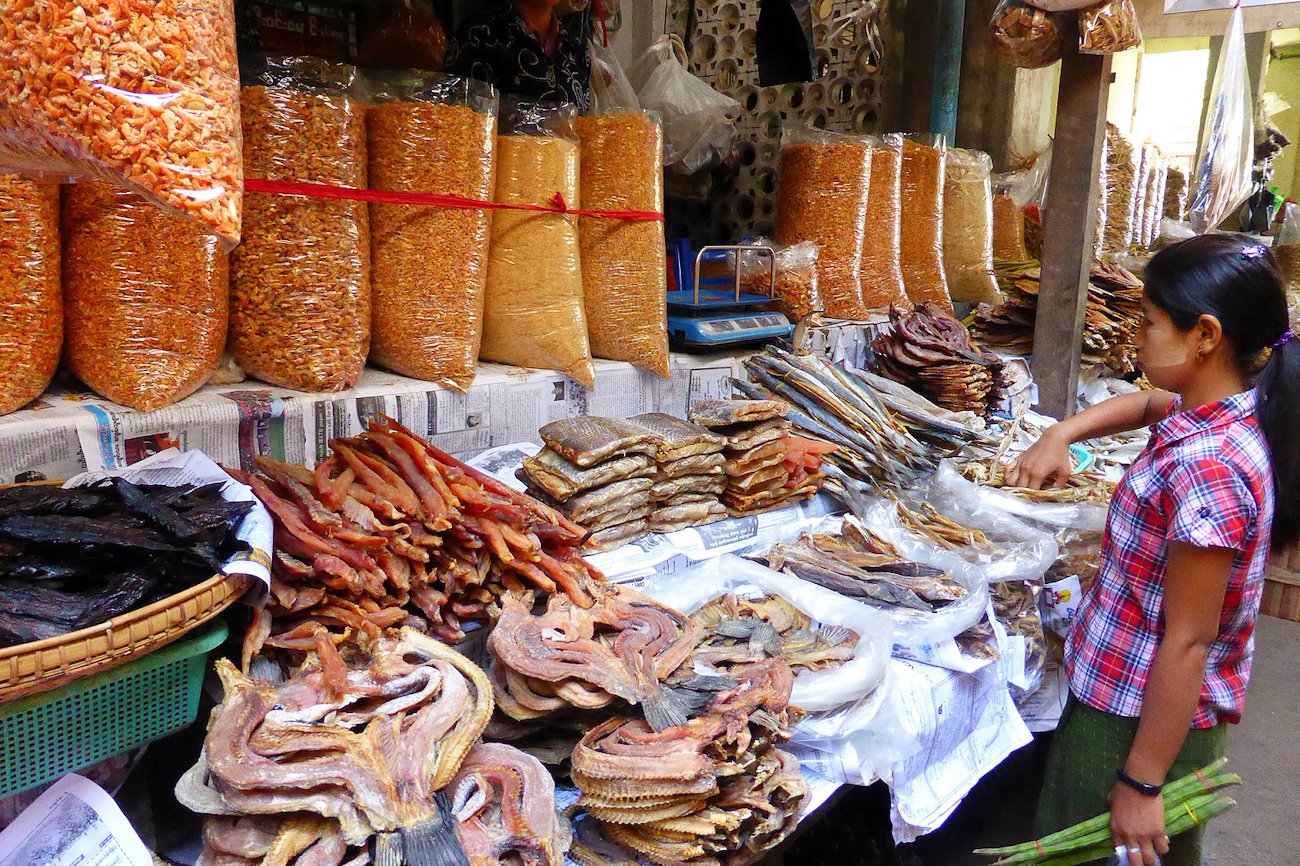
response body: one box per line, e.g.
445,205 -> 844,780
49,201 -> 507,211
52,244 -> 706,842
974,760 -> 1240,865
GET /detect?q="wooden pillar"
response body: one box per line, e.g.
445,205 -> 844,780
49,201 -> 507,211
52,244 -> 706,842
1031,15 -> 1112,420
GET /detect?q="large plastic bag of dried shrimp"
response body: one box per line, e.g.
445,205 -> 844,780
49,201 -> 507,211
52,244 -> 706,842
230,58 -> 370,392
861,133 -> 908,310
0,175 -> 60,417
0,0 -> 243,245
62,183 -> 227,412
480,101 -> 594,388
942,147 -> 1000,305
367,73 -> 497,392
899,135 -> 954,314
575,110 -> 669,378
776,122 -> 872,320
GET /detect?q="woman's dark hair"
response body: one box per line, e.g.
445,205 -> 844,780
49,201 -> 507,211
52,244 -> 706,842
1144,233 -> 1297,552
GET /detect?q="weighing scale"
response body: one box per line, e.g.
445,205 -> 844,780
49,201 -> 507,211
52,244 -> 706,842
666,239 -> 795,353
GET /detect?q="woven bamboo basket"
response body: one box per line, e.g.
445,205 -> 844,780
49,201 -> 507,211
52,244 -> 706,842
0,479 -> 251,702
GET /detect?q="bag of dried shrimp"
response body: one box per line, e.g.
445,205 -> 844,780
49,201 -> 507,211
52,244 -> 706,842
1078,0 -> 1143,55
942,147 -> 1000,305
861,133 -> 909,309
368,73 -> 498,392
0,175 -> 60,416
990,0 -> 1064,69
900,135 -> 954,313
0,0 -> 242,244
230,58 -> 370,392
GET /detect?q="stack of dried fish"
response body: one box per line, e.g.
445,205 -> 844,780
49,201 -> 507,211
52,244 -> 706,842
690,593 -> 857,675
689,399 -> 835,515
0,480 -> 253,647
767,516 -> 966,613
487,584 -> 696,731
239,416 -> 600,662
628,413 -> 729,534
869,304 -> 1007,415
735,348 -> 989,493
571,660 -> 808,866
972,260 -> 1144,374
450,742 -> 570,865
177,628 -> 498,866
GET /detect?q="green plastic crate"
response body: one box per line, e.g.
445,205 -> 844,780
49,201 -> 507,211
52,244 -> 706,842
0,619 -> 227,799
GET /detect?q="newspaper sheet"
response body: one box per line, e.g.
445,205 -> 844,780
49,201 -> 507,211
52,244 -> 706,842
0,774 -> 151,866
887,659 -> 1034,843
1016,658 -> 1069,733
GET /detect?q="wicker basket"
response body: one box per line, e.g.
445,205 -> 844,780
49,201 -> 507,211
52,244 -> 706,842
0,571 -> 248,703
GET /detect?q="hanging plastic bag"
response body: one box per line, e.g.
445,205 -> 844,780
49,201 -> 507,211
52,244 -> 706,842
367,73 -> 498,392
589,39 -> 640,114
943,147 -> 1001,305
1190,4 -> 1254,233
0,175 -> 60,416
230,58 -> 370,392
776,123 -> 873,319
1078,0 -> 1143,55
637,554 -> 892,713
0,1 -> 242,245
991,0 -> 1064,70
628,35 -> 740,175
480,100 -> 594,387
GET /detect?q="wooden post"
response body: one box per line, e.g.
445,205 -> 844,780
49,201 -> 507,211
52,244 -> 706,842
1031,16 -> 1112,420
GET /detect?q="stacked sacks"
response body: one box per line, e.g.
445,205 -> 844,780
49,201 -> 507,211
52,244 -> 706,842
624,413 -> 728,534
690,400 -> 832,515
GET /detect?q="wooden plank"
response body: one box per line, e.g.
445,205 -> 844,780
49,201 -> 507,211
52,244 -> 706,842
1031,16 -> 1112,420
1136,0 -> 1300,39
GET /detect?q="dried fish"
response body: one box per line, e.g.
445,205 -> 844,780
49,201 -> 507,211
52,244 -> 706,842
689,593 -> 856,674
521,448 -> 656,501
870,303 -> 1007,416
539,417 -> 660,467
625,413 -> 725,460
688,399 -> 787,428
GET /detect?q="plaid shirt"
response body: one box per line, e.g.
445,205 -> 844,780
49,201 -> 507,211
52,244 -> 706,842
1067,390 -> 1274,728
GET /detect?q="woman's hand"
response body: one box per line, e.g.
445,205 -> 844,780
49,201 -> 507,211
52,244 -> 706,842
1109,782 -> 1170,866
1004,427 -> 1074,490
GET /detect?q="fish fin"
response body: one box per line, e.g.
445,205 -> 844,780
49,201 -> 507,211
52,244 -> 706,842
641,683 -> 690,732
713,620 -> 756,639
398,793 -> 469,866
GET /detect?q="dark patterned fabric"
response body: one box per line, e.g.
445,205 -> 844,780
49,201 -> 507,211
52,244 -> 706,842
448,2 -> 592,110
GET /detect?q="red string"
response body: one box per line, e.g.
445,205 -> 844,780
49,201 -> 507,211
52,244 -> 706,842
593,0 -> 609,48
243,177 -> 664,222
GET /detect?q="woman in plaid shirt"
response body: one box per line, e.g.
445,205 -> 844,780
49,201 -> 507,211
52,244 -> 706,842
1008,235 -> 1298,866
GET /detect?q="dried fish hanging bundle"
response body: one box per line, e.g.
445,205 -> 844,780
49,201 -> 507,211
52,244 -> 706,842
238,415 -> 599,661
1079,0 -> 1143,55
869,304 -> 1007,416
1102,123 -> 1138,254
1164,166 -> 1188,221
571,660 -> 808,866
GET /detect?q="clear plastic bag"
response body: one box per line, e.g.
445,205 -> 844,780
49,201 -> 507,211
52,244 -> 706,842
1145,157 -> 1169,248
62,183 -> 227,412
480,101 -> 594,387
991,0 -> 1064,70
1131,143 -> 1153,248
576,111 -> 670,378
992,193 -> 1031,262
739,239 -> 823,321
1277,204 -> 1300,318
230,58 -> 370,392
0,0 -> 242,245
1102,123 -> 1138,253
628,35 -> 740,175
367,73 -> 498,392
1079,0 -> 1143,55
1190,4 -> 1254,233
899,136 -> 954,313
589,38 -> 640,114
776,123 -> 872,319
0,175 -> 60,417
943,147 -> 1001,305
1163,166 -> 1188,222
991,578 -> 1047,697
862,133 -> 909,308
637,553 -> 893,713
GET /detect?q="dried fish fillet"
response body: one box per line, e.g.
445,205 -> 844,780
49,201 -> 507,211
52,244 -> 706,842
565,477 -> 655,522
650,500 -> 727,532
689,399 -> 788,428
723,439 -> 787,477
522,448 -> 655,501
540,417 -> 660,467
657,452 -> 726,479
710,417 -> 790,450
651,474 -> 728,502
626,412 -> 725,460
588,518 -> 649,550
728,465 -> 789,493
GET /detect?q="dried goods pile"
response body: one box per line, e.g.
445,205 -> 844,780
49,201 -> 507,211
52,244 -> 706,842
735,348 -> 989,492
487,584 -> 696,731
576,112 -> 670,378
739,241 -> 823,321
899,138 -> 953,313
958,459 -> 1117,506
768,517 -> 966,614
61,183 -> 228,412
895,500 -> 990,549
990,579 -> 1046,693
972,260 -> 1143,373
0,0 -> 243,244
176,629 -> 500,865
450,743 -> 569,866
0,175 -> 60,416
943,147 -> 1001,305
238,416 -> 600,658
632,413 -> 731,533
992,193 -> 1031,262
689,400 -> 835,515
1164,166 -> 1188,221
231,77 -> 370,392
870,304 -> 1007,416
861,134 -> 909,309
571,660 -> 808,866
369,92 -> 497,392
0,480 -> 252,647
991,0 -> 1064,69
689,593 -> 856,675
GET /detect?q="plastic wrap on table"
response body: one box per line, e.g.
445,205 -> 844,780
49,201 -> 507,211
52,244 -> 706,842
368,74 -> 498,392
776,123 -> 872,319
480,102 -> 594,387
0,175 -> 60,416
943,147 -> 1001,305
230,59 -> 369,392
0,0 -> 242,245
992,193 -> 1031,262
1190,5 -> 1254,233
990,0 -> 1064,69
740,239 -> 823,321
1078,0 -> 1143,55
576,111 -> 669,378
1163,166 -> 1188,221
61,183 -> 227,412
862,133 -> 909,308
899,136 -> 953,313
1102,123 -> 1138,253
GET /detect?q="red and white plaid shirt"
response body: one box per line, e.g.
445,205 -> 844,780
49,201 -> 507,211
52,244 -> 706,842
1067,389 -> 1274,728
